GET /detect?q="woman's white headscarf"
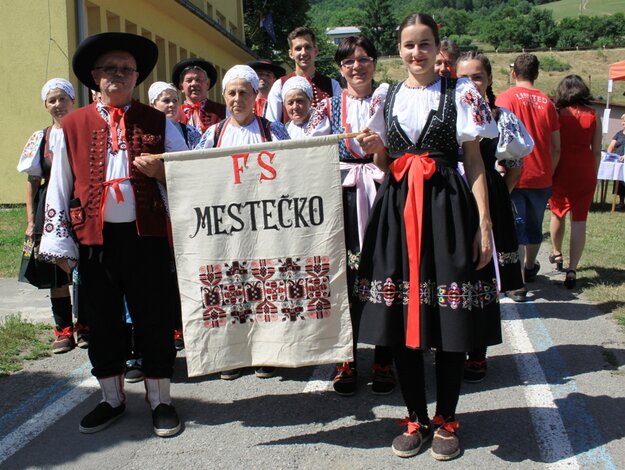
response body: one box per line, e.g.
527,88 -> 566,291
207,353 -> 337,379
148,81 -> 178,104
41,78 -> 75,104
222,65 -> 259,93
281,76 -> 313,101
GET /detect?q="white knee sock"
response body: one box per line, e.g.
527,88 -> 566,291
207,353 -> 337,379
144,377 -> 172,410
98,375 -> 125,408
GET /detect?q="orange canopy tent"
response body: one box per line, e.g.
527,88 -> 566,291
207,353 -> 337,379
604,60 -> 625,134
609,60 -> 625,81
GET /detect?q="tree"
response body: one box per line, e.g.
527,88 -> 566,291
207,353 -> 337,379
327,8 -> 367,28
243,0 -> 311,62
361,0 -> 399,56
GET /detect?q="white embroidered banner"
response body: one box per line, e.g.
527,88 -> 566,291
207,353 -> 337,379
164,135 -> 353,377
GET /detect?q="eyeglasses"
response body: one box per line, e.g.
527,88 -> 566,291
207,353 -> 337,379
340,57 -> 375,68
93,66 -> 138,76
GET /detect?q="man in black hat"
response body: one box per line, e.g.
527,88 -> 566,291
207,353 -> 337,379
172,58 -> 226,134
40,32 -> 188,437
247,59 -> 285,118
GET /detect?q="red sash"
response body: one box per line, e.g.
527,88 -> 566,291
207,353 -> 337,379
389,152 -> 436,348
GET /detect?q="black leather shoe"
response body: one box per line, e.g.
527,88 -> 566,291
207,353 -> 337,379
79,402 -> 125,434
152,403 -> 181,437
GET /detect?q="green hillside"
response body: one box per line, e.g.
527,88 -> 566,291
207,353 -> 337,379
537,0 -> 625,21
375,47 -> 625,105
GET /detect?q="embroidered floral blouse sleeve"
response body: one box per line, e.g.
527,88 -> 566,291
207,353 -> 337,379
186,124 -> 202,149
305,99 -> 331,137
39,133 -> 78,262
455,78 -> 499,143
496,107 -> 534,168
270,121 -> 291,141
265,79 -> 283,123
365,83 -> 389,147
17,130 -> 45,177
195,124 -> 218,149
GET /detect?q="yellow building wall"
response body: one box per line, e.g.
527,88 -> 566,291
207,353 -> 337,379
1,0 -> 252,204
0,0 -> 74,204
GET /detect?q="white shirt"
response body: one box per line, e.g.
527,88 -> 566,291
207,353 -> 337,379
196,116 -> 290,149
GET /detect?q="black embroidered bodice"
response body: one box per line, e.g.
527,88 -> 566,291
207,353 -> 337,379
384,77 -> 458,161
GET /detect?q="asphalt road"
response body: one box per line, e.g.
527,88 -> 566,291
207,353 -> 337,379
1,249 -> 625,469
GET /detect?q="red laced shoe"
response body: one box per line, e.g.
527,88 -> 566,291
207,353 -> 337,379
53,326 -> 75,354
391,417 -> 433,457
463,359 -> 487,383
431,415 -> 461,461
332,362 -> 357,396
74,323 -> 89,349
371,363 -> 396,395
173,329 -> 184,351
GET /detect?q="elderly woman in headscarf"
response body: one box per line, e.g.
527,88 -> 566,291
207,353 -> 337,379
195,64 -> 289,381
196,64 -> 289,149
148,81 -> 201,149
17,78 -> 88,353
281,76 -> 330,139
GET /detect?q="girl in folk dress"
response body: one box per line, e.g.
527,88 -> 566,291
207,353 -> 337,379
355,13 -> 498,461
456,50 -> 534,382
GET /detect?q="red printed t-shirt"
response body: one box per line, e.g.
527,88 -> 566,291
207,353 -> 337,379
496,86 -> 559,188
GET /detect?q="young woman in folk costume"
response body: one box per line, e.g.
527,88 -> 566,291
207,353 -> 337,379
354,13 -> 499,461
17,78 -> 89,353
456,50 -> 534,382
196,64 -> 290,381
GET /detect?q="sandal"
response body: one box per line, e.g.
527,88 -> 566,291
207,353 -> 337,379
564,270 -> 576,289
549,253 -> 563,272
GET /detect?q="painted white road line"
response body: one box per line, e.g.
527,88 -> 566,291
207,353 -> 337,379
501,300 -> 580,469
0,376 -> 98,465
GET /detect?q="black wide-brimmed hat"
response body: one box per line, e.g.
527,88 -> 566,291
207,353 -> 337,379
172,58 -> 218,90
247,59 -> 286,78
72,32 -> 158,91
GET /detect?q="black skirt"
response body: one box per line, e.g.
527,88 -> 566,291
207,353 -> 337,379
355,159 -> 501,352
18,183 -> 72,289
485,167 -> 523,292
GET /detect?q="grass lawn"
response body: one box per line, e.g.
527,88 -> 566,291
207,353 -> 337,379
0,314 -> 51,375
537,0 -> 625,22
0,206 -> 25,278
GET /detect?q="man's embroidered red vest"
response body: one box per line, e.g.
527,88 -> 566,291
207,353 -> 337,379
62,101 -> 167,245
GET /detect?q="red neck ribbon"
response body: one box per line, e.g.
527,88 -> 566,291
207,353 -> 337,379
106,106 -> 126,153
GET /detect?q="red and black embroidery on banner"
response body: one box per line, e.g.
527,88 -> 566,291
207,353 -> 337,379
199,256 -> 331,329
